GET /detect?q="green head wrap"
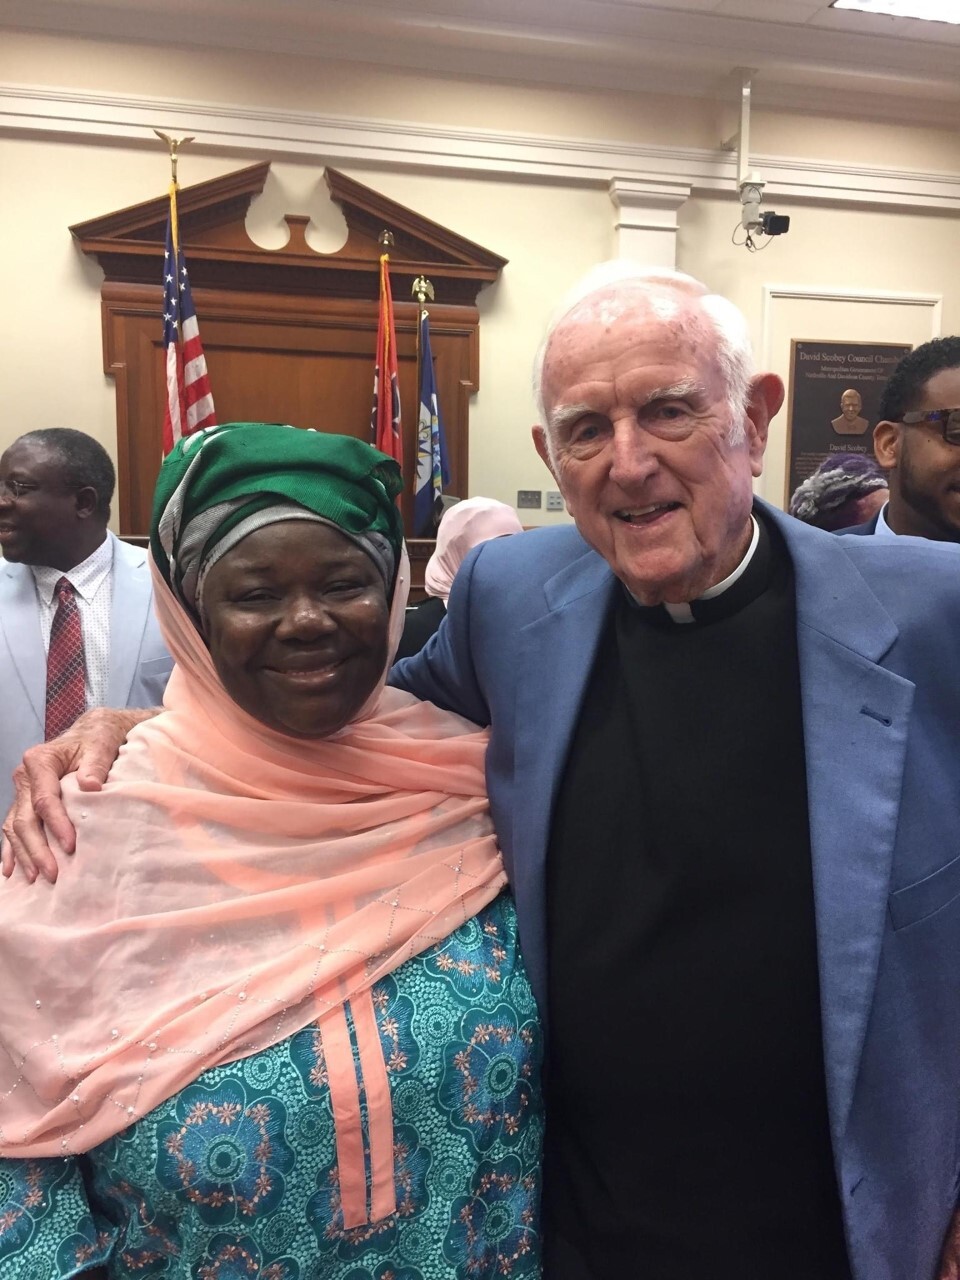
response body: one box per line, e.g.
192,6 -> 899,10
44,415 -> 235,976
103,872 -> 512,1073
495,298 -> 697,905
151,423 -> 404,622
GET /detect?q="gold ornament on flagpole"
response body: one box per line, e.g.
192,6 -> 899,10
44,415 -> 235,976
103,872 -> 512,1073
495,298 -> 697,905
411,276 -> 435,306
153,129 -> 195,186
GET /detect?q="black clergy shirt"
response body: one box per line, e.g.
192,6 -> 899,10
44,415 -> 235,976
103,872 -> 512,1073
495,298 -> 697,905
542,515 -> 850,1279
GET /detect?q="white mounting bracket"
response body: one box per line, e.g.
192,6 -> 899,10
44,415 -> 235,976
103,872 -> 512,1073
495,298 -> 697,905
721,69 -> 761,191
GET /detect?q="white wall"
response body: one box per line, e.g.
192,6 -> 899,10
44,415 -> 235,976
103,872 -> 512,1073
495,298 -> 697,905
2,28 -> 960,523
679,194 -> 960,505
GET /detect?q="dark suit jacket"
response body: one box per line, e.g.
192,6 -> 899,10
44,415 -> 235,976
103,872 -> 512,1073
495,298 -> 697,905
395,596 -> 446,660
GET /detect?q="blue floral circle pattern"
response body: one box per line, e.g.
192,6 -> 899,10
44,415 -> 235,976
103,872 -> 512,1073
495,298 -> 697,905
155,1078 -> 294,1225
0,1160 -> 74,1264
425,913 -> 515,1003
342,1265 -> 425,1280
444,1156 -> 540,1280
439,1006 -> 541,1153
1,894 -> 542,1278
196,1231 -> 300,1279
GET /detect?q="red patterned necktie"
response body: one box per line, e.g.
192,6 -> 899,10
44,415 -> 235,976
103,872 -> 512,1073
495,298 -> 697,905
45,577 -> 86,741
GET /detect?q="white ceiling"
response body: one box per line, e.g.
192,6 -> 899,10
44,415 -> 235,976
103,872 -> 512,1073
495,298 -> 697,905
2,0 -> 959,127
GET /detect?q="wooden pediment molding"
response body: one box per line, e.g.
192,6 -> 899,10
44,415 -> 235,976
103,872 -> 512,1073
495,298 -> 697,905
323,168 -> 507,302
71,163 -> 506,562
70,163 -> 506,305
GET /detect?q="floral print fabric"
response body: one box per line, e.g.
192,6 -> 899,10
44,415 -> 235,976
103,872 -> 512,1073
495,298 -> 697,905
0,894 -> 542,1279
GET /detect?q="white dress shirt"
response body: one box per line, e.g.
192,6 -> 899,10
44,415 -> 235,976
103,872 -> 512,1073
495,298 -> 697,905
872,503 -> 898,539
30,535 -> 114,709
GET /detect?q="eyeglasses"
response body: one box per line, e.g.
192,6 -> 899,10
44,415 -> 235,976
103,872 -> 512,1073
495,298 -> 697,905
900,408 -> 960,445
0,478 -> 38,500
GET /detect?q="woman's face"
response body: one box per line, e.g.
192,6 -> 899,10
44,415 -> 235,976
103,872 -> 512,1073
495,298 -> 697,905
202,520 -> 390,738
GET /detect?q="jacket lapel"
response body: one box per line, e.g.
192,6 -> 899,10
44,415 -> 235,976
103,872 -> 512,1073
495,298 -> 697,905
0,561 -> 47,726
770,505 -> 912,1148
106,535 -> 152,705
510,548 -> 619,1020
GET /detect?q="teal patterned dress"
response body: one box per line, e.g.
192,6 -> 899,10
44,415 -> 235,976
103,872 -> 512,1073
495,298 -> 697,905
0,893 -> 542,1279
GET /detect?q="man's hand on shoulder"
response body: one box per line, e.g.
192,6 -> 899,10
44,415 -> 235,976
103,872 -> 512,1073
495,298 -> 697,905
1,706 -> 158,883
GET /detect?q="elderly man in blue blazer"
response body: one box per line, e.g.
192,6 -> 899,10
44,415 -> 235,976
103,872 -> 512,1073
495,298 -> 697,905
5,277 -> 960,1279
0,429 -> 172,825
389,269 -> 960,1280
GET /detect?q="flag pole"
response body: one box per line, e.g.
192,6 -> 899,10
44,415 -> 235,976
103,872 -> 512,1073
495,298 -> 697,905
376,229 -> 395,451
154,131 -> 195,459
411,274 -> 435,417
377,229 -> 395,370
372,230 -> 404,469
153,129 -> 195,240
154,130 -> 217,454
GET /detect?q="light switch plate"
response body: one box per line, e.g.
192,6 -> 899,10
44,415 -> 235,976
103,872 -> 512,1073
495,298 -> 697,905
517,490 -> 542,509
546,491 -> 565,512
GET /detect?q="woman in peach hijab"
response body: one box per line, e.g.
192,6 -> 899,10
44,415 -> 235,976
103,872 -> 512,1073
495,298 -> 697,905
0,424 -> 542,1279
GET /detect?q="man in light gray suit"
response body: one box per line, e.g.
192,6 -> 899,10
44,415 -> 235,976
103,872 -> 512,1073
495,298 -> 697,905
0,429 -> 172,837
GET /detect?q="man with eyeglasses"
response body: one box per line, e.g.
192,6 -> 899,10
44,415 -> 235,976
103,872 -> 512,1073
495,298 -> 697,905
0,428 -> 172,815
842,336 -> 960,541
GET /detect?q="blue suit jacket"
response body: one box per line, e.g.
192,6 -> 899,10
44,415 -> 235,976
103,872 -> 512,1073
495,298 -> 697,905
0,533 -> 173,814
391,499 -> 960,1280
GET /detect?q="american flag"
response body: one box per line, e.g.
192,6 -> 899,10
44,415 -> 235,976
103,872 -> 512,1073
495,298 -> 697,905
371,254 -> 403,468
161,197 -> 216,454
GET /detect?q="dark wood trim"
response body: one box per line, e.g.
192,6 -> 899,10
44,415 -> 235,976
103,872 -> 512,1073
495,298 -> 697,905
73,163 -> 506,540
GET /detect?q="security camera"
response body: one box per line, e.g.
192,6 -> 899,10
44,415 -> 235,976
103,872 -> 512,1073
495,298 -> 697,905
735,175 -> 790,250
739,178 -> 765,231
759,211 -> 790,236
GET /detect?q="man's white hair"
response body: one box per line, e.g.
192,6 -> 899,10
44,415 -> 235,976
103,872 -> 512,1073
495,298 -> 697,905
532,262 -> 755,456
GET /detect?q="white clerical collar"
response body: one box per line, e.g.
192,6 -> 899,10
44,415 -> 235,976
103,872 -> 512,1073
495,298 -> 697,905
655,516 -> 761,625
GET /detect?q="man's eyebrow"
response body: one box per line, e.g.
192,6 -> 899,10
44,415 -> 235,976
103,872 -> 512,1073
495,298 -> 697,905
549,403 -> 594,434
643,379 -> 705,405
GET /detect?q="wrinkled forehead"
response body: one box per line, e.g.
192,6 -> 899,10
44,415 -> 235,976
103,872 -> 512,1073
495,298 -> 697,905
571,284 -> 687,330
542,287 -> 717,393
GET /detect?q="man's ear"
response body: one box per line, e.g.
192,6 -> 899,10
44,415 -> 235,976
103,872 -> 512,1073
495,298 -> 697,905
743,373 -> 784,478
872,420 -> 900,472
532,425 -> 558,482
74,486 -> 99,520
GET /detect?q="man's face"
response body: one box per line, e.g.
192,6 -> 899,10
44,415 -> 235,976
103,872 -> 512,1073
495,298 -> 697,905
533,291 -> 774,605
890,366 -> 960,542
0,440 -> 88,567
841,390 -> 862,421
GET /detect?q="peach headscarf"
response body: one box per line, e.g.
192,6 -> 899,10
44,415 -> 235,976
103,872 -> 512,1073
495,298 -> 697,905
423,497 -> 524,606
0,547 -> 505,1228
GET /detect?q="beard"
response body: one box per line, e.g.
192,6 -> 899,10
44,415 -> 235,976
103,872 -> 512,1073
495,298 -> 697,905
898,444 -> 960,543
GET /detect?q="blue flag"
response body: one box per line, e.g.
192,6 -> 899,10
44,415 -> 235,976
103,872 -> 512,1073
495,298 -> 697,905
414,314 -> 450,536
